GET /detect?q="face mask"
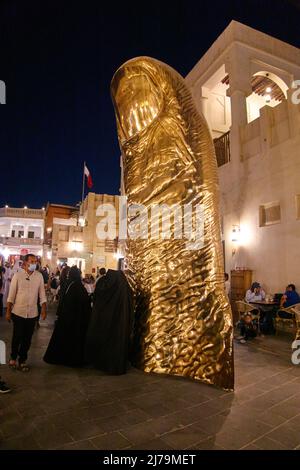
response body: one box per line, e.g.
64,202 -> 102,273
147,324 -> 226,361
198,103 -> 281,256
28,263 -> 37,272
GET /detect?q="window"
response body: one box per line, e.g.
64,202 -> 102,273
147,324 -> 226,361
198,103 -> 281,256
105,239 -> 116,252
259,202 -> 281,227
28,231 -> 34,239
18,230 -> 24,238
58,229 -> 69,242
11,230 -> 15,237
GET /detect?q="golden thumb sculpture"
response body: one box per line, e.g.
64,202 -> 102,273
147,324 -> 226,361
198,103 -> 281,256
111,57 -> 234,390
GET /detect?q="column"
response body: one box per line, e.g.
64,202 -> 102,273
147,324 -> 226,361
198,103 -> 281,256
227,86 -> 251,173
192,85 -> 210,128
229,89 -> 248,128
23,223 -> 29,238
9,221 -> 13,237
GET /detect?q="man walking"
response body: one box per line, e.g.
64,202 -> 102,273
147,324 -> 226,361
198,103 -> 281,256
6,254 -> 47,371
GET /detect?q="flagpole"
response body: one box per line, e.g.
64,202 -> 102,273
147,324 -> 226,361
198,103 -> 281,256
81,160 -> 85,205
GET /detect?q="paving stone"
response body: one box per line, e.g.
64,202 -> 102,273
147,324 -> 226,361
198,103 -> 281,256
240,444 -> 261,450
187,437 -> 225,450
118,422 -> 157,445
1,307 -> 300,450
76,402 -> 124,422
0,434 -> 41,450
194,414 -> 238,435
257,412 -> 288,427
91,431 -> 131,450
118,408 -> 152,426
129,438 -> 174,450
263,424 -> 300,449
268,402 -> 300,420
57,440 -> 96,450
93,415 -> 127,433
0,417 -> 36,440
160,424 -> 210,450
144,415 -> 183,436
62,421 -> 106,441
252,436 -> 290,450
138,403 -> 176,418
214,428 -> 256,450
33,424 -> 74,450
286,413 -> 300,428
15,404 -> 47,419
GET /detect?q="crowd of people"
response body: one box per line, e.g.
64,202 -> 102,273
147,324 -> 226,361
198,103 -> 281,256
1,261 -> 299,393
224,273 -> 300,344
0,255 -> 133,394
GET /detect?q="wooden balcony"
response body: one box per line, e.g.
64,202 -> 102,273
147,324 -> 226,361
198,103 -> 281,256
213,131 -> 231,167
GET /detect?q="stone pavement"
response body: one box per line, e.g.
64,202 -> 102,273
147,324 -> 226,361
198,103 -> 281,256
1,306 -> 300,450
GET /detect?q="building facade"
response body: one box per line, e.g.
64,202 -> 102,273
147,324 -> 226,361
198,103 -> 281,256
45,194 -> 120,274
186,20 -> 300,293
0,206 -> 45,264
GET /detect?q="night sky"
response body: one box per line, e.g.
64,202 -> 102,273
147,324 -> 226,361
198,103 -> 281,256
1,0 -> 300,208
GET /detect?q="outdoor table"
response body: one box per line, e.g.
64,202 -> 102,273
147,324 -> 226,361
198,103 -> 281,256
249,300 -> 279,306
249,300 -> 279,334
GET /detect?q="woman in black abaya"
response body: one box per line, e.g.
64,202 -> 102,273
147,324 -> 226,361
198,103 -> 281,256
85,269 -> 134,375
44,266 -> 91,367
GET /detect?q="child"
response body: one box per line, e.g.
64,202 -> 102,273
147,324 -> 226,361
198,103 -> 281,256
239,313 -> 258,344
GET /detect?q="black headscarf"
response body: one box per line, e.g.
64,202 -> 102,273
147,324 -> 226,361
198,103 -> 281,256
44,267 -> 91,367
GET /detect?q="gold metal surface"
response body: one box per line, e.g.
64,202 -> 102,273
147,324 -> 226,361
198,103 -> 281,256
111,57 -> 234,390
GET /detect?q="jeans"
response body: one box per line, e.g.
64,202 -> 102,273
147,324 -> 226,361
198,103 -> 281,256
11,313 -> 37,363
259,306 -> 276,334
240,324 -> 257,340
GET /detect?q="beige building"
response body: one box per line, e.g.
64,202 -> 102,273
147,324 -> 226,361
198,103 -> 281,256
45,193 -> 120,275
186,20 -> 300,294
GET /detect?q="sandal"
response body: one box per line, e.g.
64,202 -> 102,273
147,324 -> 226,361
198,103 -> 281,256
18,363 -> 30,372
9,360 -> 17,370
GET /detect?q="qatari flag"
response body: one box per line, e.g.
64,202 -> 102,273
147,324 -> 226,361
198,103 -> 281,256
84,164 -> 93,189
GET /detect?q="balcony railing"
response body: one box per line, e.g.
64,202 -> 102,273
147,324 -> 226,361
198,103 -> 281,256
0,236 -> 43,246
213,131 -> 231,167
0,207 -> 45,219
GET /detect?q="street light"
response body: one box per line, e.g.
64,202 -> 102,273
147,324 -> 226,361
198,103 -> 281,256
265,94 -> 271,103
231,225 -> 240,242
231,225 -> 240,255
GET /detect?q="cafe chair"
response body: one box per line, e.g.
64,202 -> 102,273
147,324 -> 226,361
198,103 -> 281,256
235,300 -> 261,333
275,303 -> 300,340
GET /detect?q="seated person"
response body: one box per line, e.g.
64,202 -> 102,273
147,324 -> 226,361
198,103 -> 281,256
245,282 -> 266,302
246,282 -> 276,333
238,313 -> 258,344
278,284 -> 300,319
